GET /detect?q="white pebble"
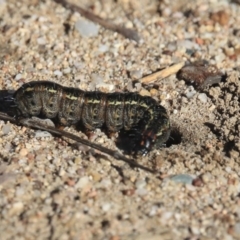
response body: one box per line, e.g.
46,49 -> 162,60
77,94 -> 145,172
173,109 -> 178,114
63,68 -> 71,74
135,179 -> 146,189
178,39 -> 200,50
198,93 -> 208,103
166,42 -> 177,52
74,61 -> 85,69
4,143 -> 12,151
2,124 -> 11,135
91,73 -> 103,84
98,44 -> 109,53
99,178 -> 112,188
35,130 -> 52,138
129,70 -> 143,80
101,202 -> 111,212
75,19 -> 99,37
161,211 -> 173,221
169,174 -> 194,185
53,70 -> 63,77
37,37 -> 46,45
191,226 -> 200,235
15,187 -> 25,196
15,73 -> 22,81
225,166 -> 232,173
185,86 -> 196,99
214,53 -> 226,62
136,188 -> 148,196
149,205 -> 158,217
76,176 -> 89,189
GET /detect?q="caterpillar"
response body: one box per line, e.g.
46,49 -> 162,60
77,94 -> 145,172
13,81 -> 170,155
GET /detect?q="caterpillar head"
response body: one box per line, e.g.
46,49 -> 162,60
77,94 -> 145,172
139,120 -> 171,156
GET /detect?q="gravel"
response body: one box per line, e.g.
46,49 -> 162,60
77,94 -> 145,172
168,174 -> 195,185
75,19 -> 99,37
198,93 -> 208,103
1,124 -> 11,135
1,0 -> 240,239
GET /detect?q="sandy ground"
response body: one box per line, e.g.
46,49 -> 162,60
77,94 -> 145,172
1,0 -> 240,239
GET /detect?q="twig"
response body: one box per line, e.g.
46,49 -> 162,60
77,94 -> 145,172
0,112 -> 156,173
53,0 -> 140,42
140,62 -> 185,84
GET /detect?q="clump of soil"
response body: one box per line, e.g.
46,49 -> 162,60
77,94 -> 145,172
209,71 -> 240,152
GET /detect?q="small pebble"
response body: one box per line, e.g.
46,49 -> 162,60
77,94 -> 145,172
19,148 -> 28,157
191,226 -> 200,235
99,178 -> 112,188
135,179 -> 146,189
150,88 -> 158,96
9,202 -> 24,215
2,124 -> 11,135
15,73 -> 22,81
173,109 -> 178,114
198,93 -> 208,103
76,176 -> 89,189
75,19 -> 99,37
129,70 -> 143,80
234,222 -> 240,235
91,73 -> 103,85
192,177 -> 204,187
98,44 -> 109,53
121,189 -> 135,196
102,202 -> 111,212
35,130 -> 52,138
136,188 -> 148,196
169,174 -> 194,185
148,205 -> 158,217
53,70 -> 63,77
37,37 -> 46,45
63,68 -> 71,74
225,167 -> 232,173
185,86 -> 196,98
177,39 -> 200,50
201,172 -> 212,183
166,42 -> 177,52
161,211 -> 173,221
15,187 -> 25,197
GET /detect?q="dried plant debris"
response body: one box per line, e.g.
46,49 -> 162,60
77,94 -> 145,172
0,112 -> 156,173
177,61 -> 223,88
54,0 -> 140,42
140,62 -> 185,84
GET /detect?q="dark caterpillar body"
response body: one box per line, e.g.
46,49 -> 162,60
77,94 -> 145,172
14,81 -> 170,155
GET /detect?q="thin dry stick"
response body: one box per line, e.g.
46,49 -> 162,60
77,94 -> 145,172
140,62 -> 185,84
54,0 -> 140,42
0,112 -> 156,173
